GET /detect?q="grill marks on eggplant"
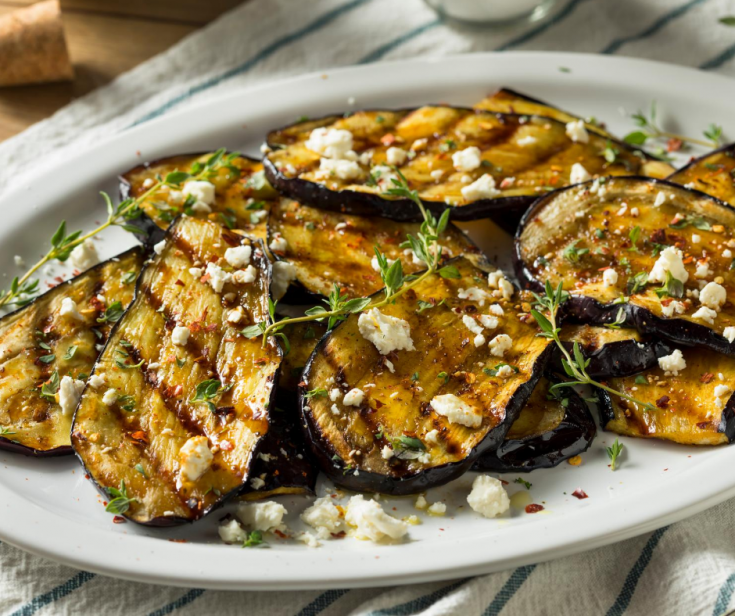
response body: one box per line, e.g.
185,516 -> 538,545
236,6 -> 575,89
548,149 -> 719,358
668,143 -> 735,205
268,198 -> 483,298
72,217 -> 281,525
120,153 -> 277,242
516,177 -> 735,355
300,257 -> 552,494
473,376 -> 595,472
0,248 -> 143,456
598,348 -> 735,445
264,107 -> 649,221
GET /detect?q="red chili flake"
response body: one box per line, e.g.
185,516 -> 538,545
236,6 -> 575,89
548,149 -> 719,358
650,228 -> 667,244
331,531 -> 346,539
173,384 -> 183,397
380,133 -> 397,146
525,504 -> 544,514
700,373 -> 715,384
175,279 -> 185,287
129,431 -> 148,443
572,489 -> 588,500
254,357 -> 267,366
499,479 -> 509,485
206,323 -> 217,332
112,516 -> 127,524
667,138 -> 683,152
656,395 -> 670,409
273,529 -> 288,539
169,539 -> 187,543
85,474 -> 90,480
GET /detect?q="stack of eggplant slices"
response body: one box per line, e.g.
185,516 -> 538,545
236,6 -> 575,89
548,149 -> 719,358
2,88 -> 734,547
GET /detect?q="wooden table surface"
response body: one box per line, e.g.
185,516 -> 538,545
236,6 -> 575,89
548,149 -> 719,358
0,0 -> 244,142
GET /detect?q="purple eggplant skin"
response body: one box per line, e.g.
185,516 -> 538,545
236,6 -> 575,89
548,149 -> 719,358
298,322 -> 554,496
553,335 -> 673,379
513,176 -> 735,358
473,376 -> 595,473
0,439 -> 71,458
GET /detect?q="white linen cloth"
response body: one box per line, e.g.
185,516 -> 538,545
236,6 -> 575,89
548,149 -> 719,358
3,0 -> 735,614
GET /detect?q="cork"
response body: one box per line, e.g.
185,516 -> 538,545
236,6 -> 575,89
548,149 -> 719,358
0,0 -> 73,87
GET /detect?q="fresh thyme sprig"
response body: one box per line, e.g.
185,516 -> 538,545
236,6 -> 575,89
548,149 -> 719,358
0,149 -> 240,310
530,280 -> 656,413
624,101 -> 722,150
607,438 -> 624,471
245,169 -> 453,348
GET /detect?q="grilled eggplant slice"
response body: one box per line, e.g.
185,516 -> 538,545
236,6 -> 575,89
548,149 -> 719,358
268,198 -> 483,298
597,347 -> 735,445
120,153 -> 277,242
668,143 -> 735,205
473,376 -> 595,472
0,248 -> 143,456
516,177 -> 735,356
72,217 -> 282,525
473,89 -> 672,179
557,325 -> 672,378
299,257 -> 553,494
264,107 -> 650,222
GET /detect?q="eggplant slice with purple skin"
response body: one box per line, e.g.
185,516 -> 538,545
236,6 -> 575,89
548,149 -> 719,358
0,248 -> 143,456
473,375 -> 595,473
264,107 -> 656,223
299,256 -> 553,495
72,217 -> 282,525
267,197 -> 485,299
515,176 -> 735,356
556,325 -> 672,379
667,142 -> 735,205
597,346 -> 735,445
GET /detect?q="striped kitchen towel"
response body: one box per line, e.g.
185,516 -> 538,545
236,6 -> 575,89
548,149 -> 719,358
3,0 -> 735,614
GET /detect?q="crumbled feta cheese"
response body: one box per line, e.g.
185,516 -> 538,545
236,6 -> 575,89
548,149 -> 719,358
497,278 -> 514,300
301,497 -> 343,538
88,374 -> 106,390
102,389 -> 118,406
386,147 -> 407,165
458,287 -> 490,306
489,334 -> 513,357
565,120 -> 589,143
189,267 -> 203,278
69,240 -> 100,272
371,165 -> 398,189
381,445 -> 394,460
695,261 -> 711,279
233,264 -> 258,285
59,376 -> 85,415
343,388 -> 365,407
658,349 -> 687,374
13,255 -> 24,266
715,384 -> 731,399
425,429 -> 439,444
488,304 -> 505,316
371,255 -> 394,272
724,326 -> 735,343
60,297 -> 84,321
467,475 -> 510,518
171,326 -> 190,346
473,334 -> 486,347
183,181 -> 216,207
329,388 -> 342,402
427,502 -> 446,516
269,234 -> 288,253
205,262 -> 231,293
179,436 -> 212,482
331,404 -> 341,415
430,169 -> 444,180
693,306 -> 717,324
384,359 -> 395,373
318,157 -> 362,180
358,308 -> 415,355
496,364 -> 513,378
691,234 -> 701,244
224,245 -> 251,268
661,300 -> 685,317
153,239 -> 167,255
516,135 -> 537,147
250,477 -> 265,490
648,247 -> 689,284
570,163 -> 591,184
603,269 -> 618,287
227,307 -> 245,324
305,127 -> 354,159
700,282 -> 727,311
724,249 -> 733,259
462,315 -> 484,336
237,501 -> 287,532
345,495 -> 408,541
431,394 -> 482,428
616,204 -> 628,217
452,146 -> 482,172
414,495 -> 428,510
478,315 -> 499,329
218,519 -> 247,544
461,174 -> 500,201
654,191 -> 666,207
250,209 -> 268,224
